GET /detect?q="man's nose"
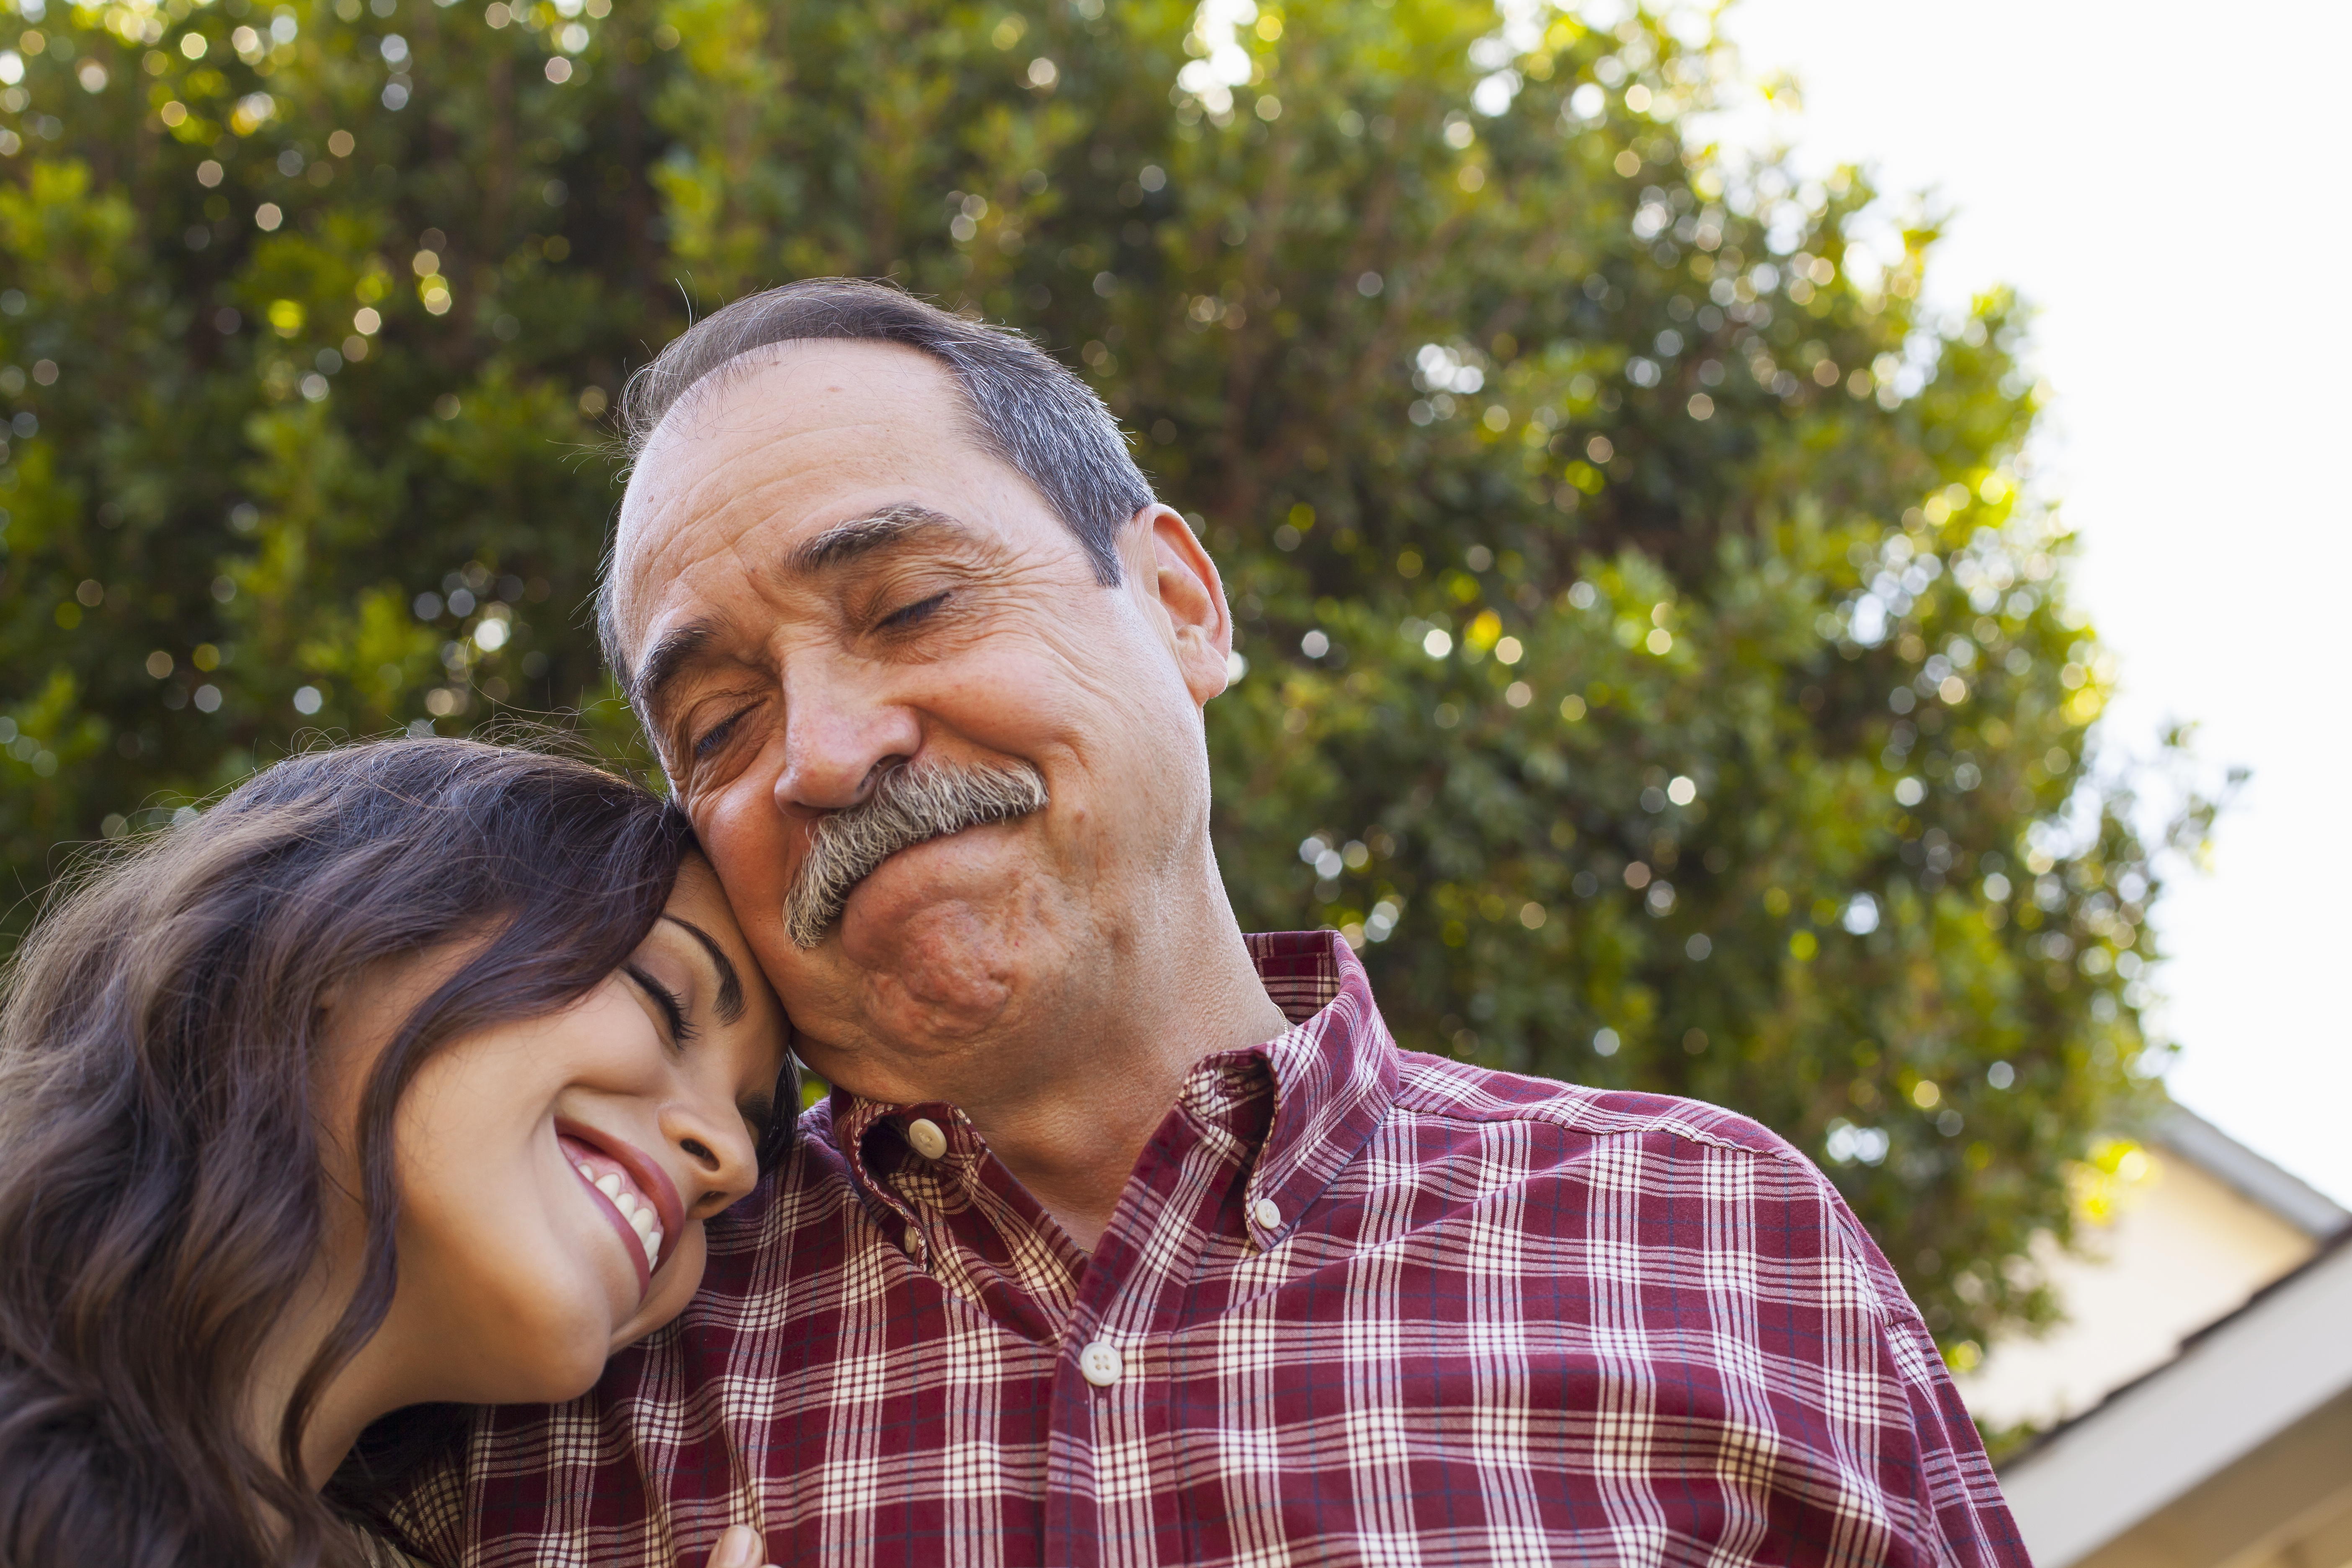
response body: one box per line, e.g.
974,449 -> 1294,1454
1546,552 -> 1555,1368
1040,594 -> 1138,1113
662,1091 -> 761,1214
772,656 -> 922,813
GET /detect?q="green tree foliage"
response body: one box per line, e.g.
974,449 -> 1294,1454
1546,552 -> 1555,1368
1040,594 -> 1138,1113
0,0 -> 2212,1363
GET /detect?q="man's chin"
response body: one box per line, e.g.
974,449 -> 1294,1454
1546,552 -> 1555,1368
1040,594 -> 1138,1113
844,900 -> 1019,1034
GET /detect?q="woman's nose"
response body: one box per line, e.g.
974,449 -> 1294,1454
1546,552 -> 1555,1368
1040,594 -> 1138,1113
662,1091 -> 760,1212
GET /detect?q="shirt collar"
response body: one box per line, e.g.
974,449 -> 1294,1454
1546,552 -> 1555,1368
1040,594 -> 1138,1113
828,930 -> 1399,1240
1219,931 -> 1400,1242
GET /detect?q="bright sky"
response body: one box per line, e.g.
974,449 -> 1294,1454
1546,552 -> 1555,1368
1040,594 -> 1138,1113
1708,0 -> 2352,1203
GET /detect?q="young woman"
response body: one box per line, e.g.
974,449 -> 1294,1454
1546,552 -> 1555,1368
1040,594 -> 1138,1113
0,738 -> 793,1566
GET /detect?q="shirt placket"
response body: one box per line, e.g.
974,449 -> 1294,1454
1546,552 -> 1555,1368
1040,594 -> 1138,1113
1042,1060 -> 1277,1568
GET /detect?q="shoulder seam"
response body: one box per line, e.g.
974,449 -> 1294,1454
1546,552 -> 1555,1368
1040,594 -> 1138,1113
1389,1061 -> 1811,1169
1823,1202 -> 1907,1329
1389,1063 -> 1906,1328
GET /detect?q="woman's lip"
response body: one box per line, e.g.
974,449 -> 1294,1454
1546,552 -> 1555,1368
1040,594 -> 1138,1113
554,1118 -> 686,1281
570,1155 -> 652,1295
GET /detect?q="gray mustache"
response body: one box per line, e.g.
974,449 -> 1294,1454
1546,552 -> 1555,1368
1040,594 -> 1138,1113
784,759 -> 1050,949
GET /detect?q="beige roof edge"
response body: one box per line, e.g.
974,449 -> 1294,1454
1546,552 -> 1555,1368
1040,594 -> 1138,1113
2151,1102 -> 2350,1240
2000,1235 -> 2352,1567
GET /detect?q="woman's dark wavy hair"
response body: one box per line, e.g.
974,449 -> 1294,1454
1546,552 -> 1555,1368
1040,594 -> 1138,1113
0,738 -> 701,1565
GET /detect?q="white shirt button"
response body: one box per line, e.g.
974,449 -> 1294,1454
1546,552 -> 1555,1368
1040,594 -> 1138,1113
1252,1197 -> 1283,1232
906,1117 -> 949,1160
1078,1339 -> 1124,1387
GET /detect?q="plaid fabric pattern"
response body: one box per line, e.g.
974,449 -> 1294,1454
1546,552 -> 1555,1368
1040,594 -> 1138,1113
389,931 -> 2024,1567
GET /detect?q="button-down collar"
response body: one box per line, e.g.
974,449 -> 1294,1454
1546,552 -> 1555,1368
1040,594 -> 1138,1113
826,933 -> 1393,1344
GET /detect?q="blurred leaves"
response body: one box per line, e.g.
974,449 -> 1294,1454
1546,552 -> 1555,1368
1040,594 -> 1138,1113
0,0 -> 2216,1362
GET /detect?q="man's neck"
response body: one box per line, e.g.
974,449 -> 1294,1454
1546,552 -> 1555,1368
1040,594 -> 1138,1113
955,922 -> 1288,1252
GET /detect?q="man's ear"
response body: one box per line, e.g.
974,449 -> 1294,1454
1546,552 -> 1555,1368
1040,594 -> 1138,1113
1119,504 -> 1233,708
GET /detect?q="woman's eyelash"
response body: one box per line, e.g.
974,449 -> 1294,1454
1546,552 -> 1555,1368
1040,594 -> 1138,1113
623,964 -> 696,1047
880,591 -> 949,630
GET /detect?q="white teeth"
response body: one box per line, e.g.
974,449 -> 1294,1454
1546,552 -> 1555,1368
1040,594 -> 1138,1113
582,1163 -> 659,1264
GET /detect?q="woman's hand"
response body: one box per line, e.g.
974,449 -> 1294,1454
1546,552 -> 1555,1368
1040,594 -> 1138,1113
706,1524 -> 778,1568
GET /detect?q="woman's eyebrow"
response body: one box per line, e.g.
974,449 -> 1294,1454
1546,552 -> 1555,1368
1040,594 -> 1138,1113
660,915 -> 746,1024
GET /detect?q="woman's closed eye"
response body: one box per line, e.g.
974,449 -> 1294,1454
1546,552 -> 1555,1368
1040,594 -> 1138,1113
624,963 -> 695,1048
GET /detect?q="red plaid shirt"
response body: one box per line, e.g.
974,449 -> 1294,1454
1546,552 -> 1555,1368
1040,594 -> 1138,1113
389,932 -> 2024,1566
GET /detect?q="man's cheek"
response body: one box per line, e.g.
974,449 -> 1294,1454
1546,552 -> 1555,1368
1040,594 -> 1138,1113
700,814 -> 795,948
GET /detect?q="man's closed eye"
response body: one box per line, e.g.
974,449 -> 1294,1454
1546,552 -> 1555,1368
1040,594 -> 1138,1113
694,707 -> 754,760
879,591 -> 949,632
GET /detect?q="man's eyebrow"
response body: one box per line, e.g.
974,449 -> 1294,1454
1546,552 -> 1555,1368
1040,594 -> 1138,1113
631,617 -> 720,715
787,502 -> 970,575
660,914 -> 746,1025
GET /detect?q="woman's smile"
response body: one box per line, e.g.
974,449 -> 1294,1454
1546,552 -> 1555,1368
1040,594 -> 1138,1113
352,854 -> 781,1409
557,1124 -> 686,1290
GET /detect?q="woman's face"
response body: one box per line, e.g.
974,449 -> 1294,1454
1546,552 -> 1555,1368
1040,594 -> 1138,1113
328,858 -> 789,1407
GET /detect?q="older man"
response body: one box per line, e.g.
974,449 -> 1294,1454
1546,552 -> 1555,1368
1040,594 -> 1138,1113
389,280 -> 2024,1566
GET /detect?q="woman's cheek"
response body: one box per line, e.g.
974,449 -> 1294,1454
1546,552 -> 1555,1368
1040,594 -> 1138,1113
500,1251 -> 634,1402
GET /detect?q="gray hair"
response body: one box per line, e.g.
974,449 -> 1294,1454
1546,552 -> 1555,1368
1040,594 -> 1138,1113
603,278 -> 1153,690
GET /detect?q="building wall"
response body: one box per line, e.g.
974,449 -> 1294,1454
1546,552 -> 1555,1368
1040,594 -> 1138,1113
1997,1238 -> 2352,1568
1960,1140 -> 2319,1429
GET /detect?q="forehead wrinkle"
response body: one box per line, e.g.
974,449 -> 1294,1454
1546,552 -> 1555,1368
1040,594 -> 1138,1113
622,464 -> 811,702
626,348 -> 987,552
616,356 -> 1048,683
629,524 -> 785,720
626,418 -> 934,610
632,356 -> 979,551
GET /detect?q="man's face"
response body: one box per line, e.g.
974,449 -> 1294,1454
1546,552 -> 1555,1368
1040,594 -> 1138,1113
609,341 -> 1232,1101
